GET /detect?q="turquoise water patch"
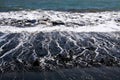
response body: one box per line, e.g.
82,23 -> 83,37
0,0 -> 120,11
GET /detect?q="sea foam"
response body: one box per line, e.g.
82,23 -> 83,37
0,10 -> 120,33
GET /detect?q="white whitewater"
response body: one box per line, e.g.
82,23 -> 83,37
0,10 -> 120,33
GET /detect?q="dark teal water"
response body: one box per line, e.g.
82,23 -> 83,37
0,0 -> 120,12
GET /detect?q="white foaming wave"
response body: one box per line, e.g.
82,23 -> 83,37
0,23 -> 120,33
0,10 -> 120,33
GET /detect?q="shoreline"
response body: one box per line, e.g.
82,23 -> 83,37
0,9 -> 120,80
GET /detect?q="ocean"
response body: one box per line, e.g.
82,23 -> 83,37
0,0 -> 120,80
0,0 -> 120,12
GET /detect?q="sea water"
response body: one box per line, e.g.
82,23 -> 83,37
0,0 -> 120,12
0,0 -> 120,80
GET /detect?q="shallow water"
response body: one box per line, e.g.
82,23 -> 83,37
0,10 -> 120,72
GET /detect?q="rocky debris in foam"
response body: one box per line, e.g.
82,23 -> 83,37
0,18 -> 83,27
0,10 -> 120,28
52,20 -> 65,26
115,18 -> 120,23
0,18 -> 39,27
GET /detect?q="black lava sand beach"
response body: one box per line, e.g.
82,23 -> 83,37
1,67 -> 120,80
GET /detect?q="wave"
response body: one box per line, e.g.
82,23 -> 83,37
0,10 -> 120,72
0,10 -> 120,33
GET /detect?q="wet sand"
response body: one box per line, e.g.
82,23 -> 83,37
0,67 -> 120,80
